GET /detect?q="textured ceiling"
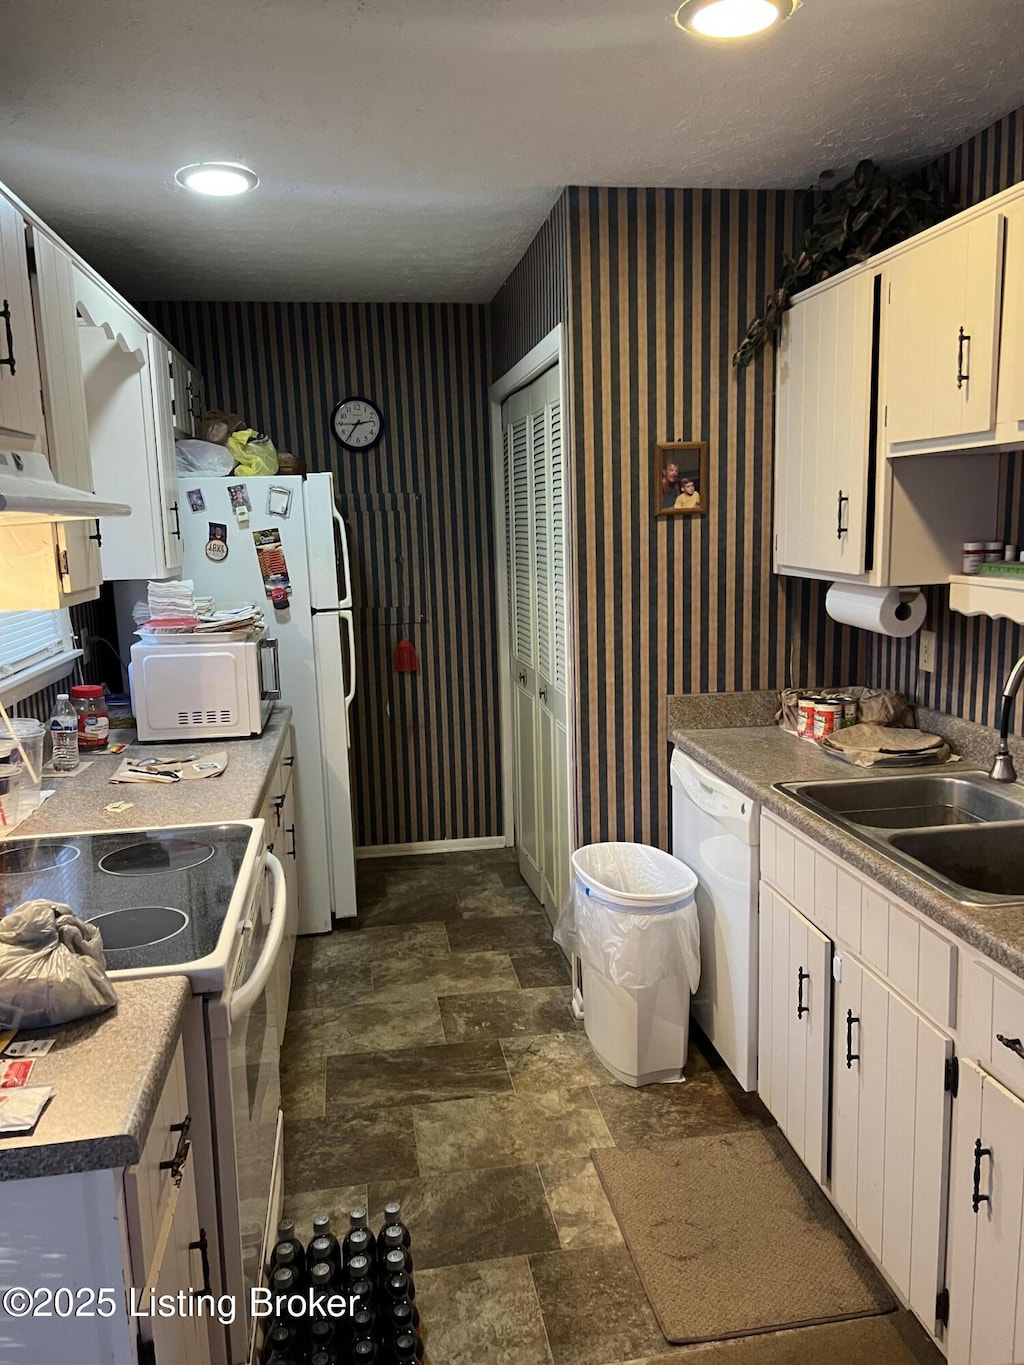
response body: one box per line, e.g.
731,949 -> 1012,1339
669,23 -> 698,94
1,0 -> 1022,301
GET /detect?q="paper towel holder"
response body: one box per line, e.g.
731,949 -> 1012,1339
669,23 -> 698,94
893,587 -> 922,623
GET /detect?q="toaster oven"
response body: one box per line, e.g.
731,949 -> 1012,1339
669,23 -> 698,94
129,631 -> 281,741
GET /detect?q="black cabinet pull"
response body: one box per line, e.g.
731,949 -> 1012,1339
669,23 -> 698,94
161,1113 -> 192,1185
88,519 -> 102,547
287,824 -> 297,859
845,1009 -> 860,1068
972,1137 -> 992,1214
836,490 -> 849,540
0,300 -> 15,374
957,326 -> 971,389
996,1033 -> 1024,1061
796,966 -> 810,1020
282,755 -> 295,768
170,500 -> 181,540
539,686 -> 548,702
189,1228 -> 212,1296
518,670 -> 526,686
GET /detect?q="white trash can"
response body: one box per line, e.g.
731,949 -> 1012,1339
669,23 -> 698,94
554,842 -> 700,1087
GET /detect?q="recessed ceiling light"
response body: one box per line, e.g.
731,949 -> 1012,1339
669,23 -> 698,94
674,0 -> 798,39
174,162 -> 259,196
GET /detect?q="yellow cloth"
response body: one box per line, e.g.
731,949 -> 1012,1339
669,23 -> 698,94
674,489 -> 701,510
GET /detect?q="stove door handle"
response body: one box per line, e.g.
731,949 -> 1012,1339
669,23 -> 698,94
230,853 -> 287,1024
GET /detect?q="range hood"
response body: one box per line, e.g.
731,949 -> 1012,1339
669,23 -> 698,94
0,449 -> 131,523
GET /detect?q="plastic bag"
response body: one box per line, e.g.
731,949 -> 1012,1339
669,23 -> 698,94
227,428 -> 279,477
554,843 -> 700,991
0,900 -> 118,1030
175,439 -> 235,476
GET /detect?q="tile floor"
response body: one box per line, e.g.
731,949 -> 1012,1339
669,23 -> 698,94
281,848 -> 941,1365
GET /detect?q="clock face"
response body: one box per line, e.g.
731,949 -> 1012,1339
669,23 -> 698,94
331,397 -> 383,450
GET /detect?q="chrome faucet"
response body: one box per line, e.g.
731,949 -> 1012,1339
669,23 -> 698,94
989,652 -> 1024,782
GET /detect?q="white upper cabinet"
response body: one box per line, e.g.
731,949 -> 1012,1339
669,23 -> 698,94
884,213 -> 1004,450
77,273 -> 183,580
169,346 -> 204,439
995,197 -> 1024,440
774,269 -> 876,578
29,231 -> 102,604
0,195 -> 45,450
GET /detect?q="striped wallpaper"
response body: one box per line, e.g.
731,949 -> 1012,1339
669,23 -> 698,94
138,301 -> 500,849
489,194 -> 570,382
11,599 -> 110,724
863,104 -> 1024,734
565,188 -> 860,845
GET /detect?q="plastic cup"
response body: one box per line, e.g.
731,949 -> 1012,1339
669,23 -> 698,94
0,759 -> 23,830
5,718 -> 45,819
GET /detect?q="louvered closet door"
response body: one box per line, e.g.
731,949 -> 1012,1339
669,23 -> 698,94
503,389 -> 542,899
501,364 -> 570,912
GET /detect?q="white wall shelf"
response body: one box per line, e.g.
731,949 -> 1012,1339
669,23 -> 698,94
949,572 -> 1024,624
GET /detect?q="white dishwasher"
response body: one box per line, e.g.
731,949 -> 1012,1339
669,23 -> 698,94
670,749 -> 760,1092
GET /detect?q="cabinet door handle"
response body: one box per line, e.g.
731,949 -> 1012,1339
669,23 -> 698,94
287,824 -> 297,859
845,1009 -> 860,1068
170,500 -> 181,540
996,1033 -> 1024,1061
796,966 -> 810,1020
539,686 -> 548,702
0,300 -> 16,374
957,326 -> 971,389
188,1228 -> 212,1296
88,519 -> 103,546
836,490 -> 849,540
972,1137 -> 992,1214
518,671 -> 526,686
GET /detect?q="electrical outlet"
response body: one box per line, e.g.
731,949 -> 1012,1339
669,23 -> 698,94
919,629 -> 936,673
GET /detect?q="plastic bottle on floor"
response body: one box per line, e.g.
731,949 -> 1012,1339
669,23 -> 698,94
308,1214 -> 342,1276
261,1322 -> 301,1365
387,1300 -> 420,1341
377,1201 -> 410,1248
272,1241 -> 305,1291
352,1337 -> 378,1363
350,1304 -> 377,1347
343,1208 -> 377,1272
272,1219 -> 306,1271
309,1316 -> 341,1361
381,1227 -> 413,1276
382,1272 -> 419,1329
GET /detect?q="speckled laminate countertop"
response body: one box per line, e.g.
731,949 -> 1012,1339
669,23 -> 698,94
11,705 -> 292,837
0,976 -> 190,1180
668,693 -> 1024,981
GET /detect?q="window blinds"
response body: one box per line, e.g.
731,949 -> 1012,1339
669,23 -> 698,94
0,611 -> 68,682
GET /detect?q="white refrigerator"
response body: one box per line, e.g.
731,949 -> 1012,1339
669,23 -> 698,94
177,471 -> 357,932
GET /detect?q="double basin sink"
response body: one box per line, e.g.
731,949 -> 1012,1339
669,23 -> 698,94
775,772 -> 1024,907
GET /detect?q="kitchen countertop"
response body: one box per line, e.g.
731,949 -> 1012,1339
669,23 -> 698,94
668,694 -> 1024,982
0,976 -> 190,1180
10,705 -> 292,838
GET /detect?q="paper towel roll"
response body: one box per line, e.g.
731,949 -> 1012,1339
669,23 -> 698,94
824,584 -> 926,637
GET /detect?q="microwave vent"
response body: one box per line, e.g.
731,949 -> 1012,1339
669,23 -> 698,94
178,709 -> 234,726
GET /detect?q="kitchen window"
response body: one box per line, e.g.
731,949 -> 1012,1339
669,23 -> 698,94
0,609 -> 80,706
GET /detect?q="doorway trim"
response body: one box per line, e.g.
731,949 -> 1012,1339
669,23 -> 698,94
488,322 -> 575,858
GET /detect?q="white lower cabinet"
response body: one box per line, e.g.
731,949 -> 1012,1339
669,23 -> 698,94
832,953 -> 953,1330
947,1059 -> 1024,1364
261,731 -> 299,1034
757,884 -> 831,1183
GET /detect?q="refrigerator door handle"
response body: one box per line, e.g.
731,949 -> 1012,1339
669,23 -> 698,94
259,636 -> 283,701
342,612 -> 356,709
333,504 -> 353,606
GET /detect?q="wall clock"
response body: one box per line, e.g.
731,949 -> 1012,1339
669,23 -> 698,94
331,396 -> 384,451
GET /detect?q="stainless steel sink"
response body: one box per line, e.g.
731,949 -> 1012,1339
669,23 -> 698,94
889,826 -> 1024,899
775,770 -> 1024,906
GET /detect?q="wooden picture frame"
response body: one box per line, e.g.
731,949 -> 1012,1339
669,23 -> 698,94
654,441 -> 708,517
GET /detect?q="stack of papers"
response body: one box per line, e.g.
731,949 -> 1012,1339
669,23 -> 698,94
136,603 -> 265,640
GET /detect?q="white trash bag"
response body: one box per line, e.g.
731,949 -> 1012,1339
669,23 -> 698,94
175,439 -> 234,476
554,842 -> 700,992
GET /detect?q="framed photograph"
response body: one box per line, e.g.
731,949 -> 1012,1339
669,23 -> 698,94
654,441 -> 708,518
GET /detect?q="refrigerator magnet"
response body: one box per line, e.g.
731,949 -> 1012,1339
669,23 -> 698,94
186,488 -> 206,513
206,522 -> 229,561
266,484 -> 293,519
252,527 -> 292,597
227,483 -> 252,512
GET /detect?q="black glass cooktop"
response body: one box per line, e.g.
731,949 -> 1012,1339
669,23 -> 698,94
0,825 -> 255,973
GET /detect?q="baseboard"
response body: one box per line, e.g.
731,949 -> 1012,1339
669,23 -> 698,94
356,836 -> 509,860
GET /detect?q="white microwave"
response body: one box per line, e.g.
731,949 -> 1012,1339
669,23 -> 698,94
129,632 -> 281,741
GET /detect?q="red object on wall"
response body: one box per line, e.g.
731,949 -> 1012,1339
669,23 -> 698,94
393,640 -> 419,673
